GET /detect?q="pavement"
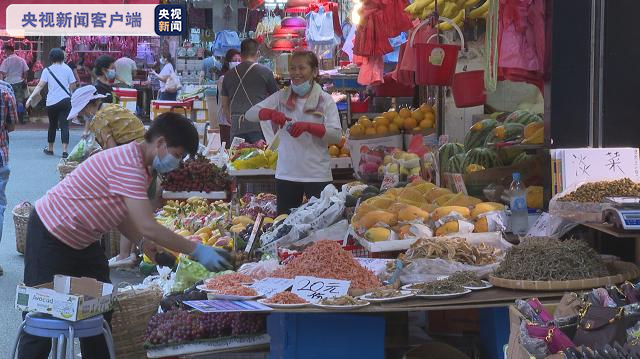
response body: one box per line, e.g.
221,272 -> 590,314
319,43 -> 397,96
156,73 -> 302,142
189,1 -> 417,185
0,125 -> 144,358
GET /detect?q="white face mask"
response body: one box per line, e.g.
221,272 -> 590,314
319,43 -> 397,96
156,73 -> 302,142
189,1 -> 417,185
229,61 -> 241,69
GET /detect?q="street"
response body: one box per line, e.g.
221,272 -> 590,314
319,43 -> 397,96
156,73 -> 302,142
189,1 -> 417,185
0,127 -> 144,358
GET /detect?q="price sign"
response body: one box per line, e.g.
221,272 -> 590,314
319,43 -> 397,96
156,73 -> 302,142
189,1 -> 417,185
245,214 -> 264,253
355,258 -> 393,276
526,212 -> 551,237
451,173 -> 468,194
250,278 -> 294,298
291,276 -> 350,303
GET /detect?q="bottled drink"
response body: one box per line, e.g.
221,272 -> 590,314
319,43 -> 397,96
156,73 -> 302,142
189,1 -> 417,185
510,172 -> 529,235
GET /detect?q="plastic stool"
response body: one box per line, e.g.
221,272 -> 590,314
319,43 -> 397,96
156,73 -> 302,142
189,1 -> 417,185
11,312 -> 115,359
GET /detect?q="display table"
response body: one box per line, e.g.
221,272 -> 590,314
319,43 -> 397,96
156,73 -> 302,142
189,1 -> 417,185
266,288 -> 564,359
582,222 -> 640,263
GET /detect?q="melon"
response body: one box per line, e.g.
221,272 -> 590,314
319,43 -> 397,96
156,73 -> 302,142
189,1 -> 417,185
446,153 -> 466,173
438,143 -> 465,172
464,118 -> 498,150
484,123 -> 525,145
464,148 -> 502,169
504,110 -> 542,126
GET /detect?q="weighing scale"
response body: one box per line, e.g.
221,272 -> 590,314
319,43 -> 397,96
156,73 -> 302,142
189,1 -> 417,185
602,197 -> 640,230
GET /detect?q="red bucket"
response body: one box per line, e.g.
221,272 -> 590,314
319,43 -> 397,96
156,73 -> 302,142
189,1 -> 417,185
452,70 -> 486,107
411,17 -> 465,86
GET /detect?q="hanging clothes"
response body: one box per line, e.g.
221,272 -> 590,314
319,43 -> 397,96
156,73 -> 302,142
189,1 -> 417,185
238,8 -> 266,33
356,55 -> 384,86
353,0 -> 412,57
341,21 -> 357,61
305,6 -> 338,45
212,30 -> 241,57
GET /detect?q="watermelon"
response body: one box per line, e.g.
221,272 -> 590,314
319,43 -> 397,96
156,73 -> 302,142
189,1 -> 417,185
464,148 -> 502,169
512,152 -> 536,165
504,110 -> 542,126
484,123 -> 525,145
464,118 -> 498,149
446,153 -> 466,173
439,143 -> 465,172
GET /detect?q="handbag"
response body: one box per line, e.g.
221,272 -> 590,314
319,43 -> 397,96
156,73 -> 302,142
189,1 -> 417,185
165,73 -> 181,93
526,324 -> 575,354
574,304 -> 628,347
527,298 -> 554,323
622,282 -> 640,304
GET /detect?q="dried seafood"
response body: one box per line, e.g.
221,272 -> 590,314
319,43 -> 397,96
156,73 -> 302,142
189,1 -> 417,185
448,271 -> 485,287
415,279 -> 465,295
559,178 -> 640,203
493,238 -> 609,281
368,289 -> 404,299
264,292 -> 308,305
319,295 -> 366,306
401,237 -> 501,265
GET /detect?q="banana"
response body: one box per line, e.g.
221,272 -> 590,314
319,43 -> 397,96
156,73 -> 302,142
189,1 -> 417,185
442,2 -> 459,18
470,0 -> 490,19
464,0 -> 480,7
186,196 -> 205,204
438,9 -> 465,30
406,0 -> 435,16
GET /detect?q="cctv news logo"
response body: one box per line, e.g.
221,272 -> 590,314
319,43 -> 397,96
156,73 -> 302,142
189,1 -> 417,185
154,4 -> 186,36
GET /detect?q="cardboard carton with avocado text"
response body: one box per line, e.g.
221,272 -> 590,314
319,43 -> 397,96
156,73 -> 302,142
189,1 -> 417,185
15,275 -> 113,321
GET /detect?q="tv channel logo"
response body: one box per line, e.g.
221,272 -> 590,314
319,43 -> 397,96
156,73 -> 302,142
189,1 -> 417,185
155,4 -> 186,36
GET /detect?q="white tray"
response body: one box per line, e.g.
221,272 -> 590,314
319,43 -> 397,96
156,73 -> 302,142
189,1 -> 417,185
350,226 -> 418,253
162,191 -> 228,200
146,334 -> 270,358
330,157 -> 353,169
228,168 -> 276,177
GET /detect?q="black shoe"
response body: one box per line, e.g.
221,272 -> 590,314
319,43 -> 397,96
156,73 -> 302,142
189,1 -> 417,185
43,148 -> 53,156
62,152 -> 68,159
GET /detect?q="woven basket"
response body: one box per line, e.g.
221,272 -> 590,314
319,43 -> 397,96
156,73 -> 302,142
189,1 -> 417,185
102,230 -> 121,258
111,283 -> 163,359
12,202 -> 33,255
57,160 -> 79,181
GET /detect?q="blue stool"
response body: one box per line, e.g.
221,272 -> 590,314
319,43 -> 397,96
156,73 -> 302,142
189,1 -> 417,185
11,312 -> 115,359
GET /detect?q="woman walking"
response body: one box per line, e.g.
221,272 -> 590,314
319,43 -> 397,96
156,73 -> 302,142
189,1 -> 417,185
26,48 -> 77,158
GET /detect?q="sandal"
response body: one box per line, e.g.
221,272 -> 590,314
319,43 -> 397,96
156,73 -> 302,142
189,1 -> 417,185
62,152 -> 68,159
43,148 -> 53,156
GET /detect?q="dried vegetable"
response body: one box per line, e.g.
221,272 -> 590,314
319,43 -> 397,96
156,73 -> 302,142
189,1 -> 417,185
447,271 -> 484,287
272,241 -> 381,289
264,292 -> 308,305
401,237 -> 501,265
414,278 -> 465,295
319,295 -> 366,306
368,289 -> 404,299
493,238 -> 609,281
559,178 -> 640,203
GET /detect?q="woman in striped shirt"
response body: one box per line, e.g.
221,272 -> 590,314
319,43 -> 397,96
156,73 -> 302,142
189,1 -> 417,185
19,112 -> 231,359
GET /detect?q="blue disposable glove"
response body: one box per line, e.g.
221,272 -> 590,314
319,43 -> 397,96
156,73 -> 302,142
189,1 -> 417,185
191,244 -> 233,272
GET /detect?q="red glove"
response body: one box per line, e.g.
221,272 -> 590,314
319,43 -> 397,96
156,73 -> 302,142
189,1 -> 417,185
258,108 -> 288,127
288,122 -> 326,138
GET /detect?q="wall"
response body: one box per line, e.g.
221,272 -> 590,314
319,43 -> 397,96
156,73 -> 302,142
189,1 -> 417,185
194,0 -> 238,34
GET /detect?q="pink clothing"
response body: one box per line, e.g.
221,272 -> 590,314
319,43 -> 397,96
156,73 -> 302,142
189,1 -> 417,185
356,55 -> 384,86
36,142 -> 150,249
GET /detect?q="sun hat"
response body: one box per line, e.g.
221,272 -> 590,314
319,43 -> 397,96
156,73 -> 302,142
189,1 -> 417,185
67,85 -> 107,121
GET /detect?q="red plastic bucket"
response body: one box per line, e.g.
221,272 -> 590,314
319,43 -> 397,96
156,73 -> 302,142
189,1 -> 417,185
452,70 -> 486,107
411,17 -> 465,86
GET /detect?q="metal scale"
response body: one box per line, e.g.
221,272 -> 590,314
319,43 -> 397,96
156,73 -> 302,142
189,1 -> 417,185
602,197 -> 640,230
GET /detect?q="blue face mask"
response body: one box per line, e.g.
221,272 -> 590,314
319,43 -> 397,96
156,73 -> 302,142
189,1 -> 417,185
153,146 -> 181,174
291,80 -> 312,96
106,69 -> 116,80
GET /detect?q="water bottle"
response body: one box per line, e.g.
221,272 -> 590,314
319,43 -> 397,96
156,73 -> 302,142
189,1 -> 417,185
510,172 -> 529,235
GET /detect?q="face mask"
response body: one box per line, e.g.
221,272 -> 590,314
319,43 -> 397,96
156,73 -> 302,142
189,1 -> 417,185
291,80 -> 312,96
152,145 -> 181,174
229,61 -> 240,69
106,69 -> 116,80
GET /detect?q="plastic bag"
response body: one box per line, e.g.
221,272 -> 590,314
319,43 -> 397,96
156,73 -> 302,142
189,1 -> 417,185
398,232 -> 512,284
292,219 -> 349,247
171,256 -> 211,293
231,149 -> 269,170
67,135 -> 101,163
549,180 -> 610,224
237,259 -> 283,280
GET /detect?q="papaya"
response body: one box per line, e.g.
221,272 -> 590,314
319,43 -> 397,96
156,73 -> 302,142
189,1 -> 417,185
397,204 -> 430,222
425,188 -> 453,203
358,210 -> 398,229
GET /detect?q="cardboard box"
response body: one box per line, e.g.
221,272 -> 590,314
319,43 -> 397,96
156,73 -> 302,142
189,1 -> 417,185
15,275 -> 114,321
194,109 -> 208,123
151,100 -> 191,120
193,99 -> 207,110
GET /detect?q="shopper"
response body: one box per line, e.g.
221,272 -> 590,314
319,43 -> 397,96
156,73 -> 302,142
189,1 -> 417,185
93,55 -> 115,104
0,45 -> 29,124
215,49 -> 241,146
199,50 -> 221,85
221,39 -> 278,143
151,49 -> 178,101
246,51 -> 341,214
0,81 -> 17,276
19,112 -> 232,359
114,56 -> 137,88
26,48 -> 77,158
69,85 -> 146,268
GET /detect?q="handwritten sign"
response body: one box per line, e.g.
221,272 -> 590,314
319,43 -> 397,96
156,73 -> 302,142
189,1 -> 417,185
355,258 -> 393,276
526,212 -> 550,237
291,276 -> 350,303
560,148 -> 640,190
250,278 -> 293,298
245,214 -> 264,253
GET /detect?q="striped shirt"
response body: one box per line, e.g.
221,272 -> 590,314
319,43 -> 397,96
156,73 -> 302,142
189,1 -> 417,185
36,142 -> 150,249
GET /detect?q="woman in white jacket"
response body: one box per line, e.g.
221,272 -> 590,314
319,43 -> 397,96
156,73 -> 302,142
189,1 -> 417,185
245,51 -> 341,214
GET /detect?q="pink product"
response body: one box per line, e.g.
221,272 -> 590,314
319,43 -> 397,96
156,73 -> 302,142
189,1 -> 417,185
271,39 -> 296,51
281,17 -> 306,30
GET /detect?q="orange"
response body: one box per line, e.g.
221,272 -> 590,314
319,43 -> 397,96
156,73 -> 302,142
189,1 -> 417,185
338,135 -> 346,148
411,110 -> 425,122
412,127 -> 423,134
350,124 -> 364,136
339,153 -> 350,158
359,117 -> 373,128
399,108 -> 412,118
328,145 -> 340,157
365,127 -> 377,136
376,125 -> 389,135
419,118 -> 434,129
375,116 -> 390,126
419,103 -> 434,114
424,111 -> 435,123
340,147 -> 350,156
393,116 -> 404,129
383,110 -> 397,120
388,123 -> 400,133
403,117 -> 418,130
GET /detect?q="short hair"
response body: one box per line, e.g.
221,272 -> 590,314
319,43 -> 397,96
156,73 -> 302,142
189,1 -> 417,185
221,48 -> 241,74
161,49 -> 173,65
3,45 -> 14,53
48,48 -> 65,64
240,39 -> 259,58
94,55 -> 115,77
144,112 -> 199,156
